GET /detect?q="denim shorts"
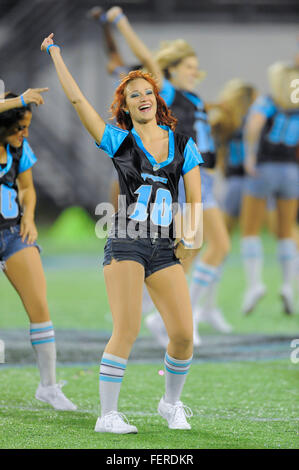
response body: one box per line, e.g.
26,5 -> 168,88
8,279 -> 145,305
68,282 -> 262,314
103,235 -> 181,279
0,224 -> 41,271
222,176 -> 243,217
222,176 -> 277,217
244,162 -> 299,200
178,168 -> 218,210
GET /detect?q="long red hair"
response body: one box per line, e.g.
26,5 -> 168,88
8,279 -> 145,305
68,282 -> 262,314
110,70 -> 177,131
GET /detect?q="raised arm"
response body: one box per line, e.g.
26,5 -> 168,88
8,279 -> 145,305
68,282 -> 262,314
106,7 -> 163,88
87,6 -> 125,74
0,88 -> 48,113
40,33 -> 106,145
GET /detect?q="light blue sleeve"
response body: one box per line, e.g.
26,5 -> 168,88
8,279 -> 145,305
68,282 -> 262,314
182,138 -> 204,176
159,78 -> 176,107
95,124 -> 129,158
249,95 -> 276,118
18,139 -> 37,173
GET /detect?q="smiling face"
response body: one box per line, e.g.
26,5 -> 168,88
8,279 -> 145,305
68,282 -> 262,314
169,55 -> 199,92
5,111 -> 32,148
123,78 -> 157,125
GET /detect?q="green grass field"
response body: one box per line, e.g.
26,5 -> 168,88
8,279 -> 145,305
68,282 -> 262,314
0,225 -> 299,449
0,361 -> 298,449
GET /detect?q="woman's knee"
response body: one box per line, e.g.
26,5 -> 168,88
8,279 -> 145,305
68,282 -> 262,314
168,329 -> 193,350
112,323 -> 141,347
205,236 -> 230,263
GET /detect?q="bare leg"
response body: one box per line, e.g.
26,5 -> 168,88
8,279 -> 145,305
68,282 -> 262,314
4,249 -> 60,394
5,247 -> 50,321
146,264 -> 193,359
201,207 -> 230,266
98,259 -> 144,421
103,259 -> 144,358
223,212 -> 238,236
188,207 -> 231,331
276,199 -> 298,313
240,194 -> 267,313
146,265 -> 193,410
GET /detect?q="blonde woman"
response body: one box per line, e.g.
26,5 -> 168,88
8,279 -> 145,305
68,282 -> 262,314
241,62 -> 299,314
208,79 -> 258,233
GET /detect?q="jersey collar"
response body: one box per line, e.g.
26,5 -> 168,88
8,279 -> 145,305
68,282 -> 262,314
0,145 -> 13,179
131,125 -> 175,171
181,91 -> 204,110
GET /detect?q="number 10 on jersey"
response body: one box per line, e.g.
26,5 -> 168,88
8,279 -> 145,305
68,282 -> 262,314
129,185 -> 173,227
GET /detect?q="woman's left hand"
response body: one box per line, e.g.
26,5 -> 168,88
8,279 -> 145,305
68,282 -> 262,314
20,216 -> 38,244
175,241 -> 193,261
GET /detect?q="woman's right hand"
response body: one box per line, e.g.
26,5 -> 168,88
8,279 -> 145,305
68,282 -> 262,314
21,88 -> 49,106
106,6 -> 123,22
244,157 -> 258,177
40,33 -> 60,53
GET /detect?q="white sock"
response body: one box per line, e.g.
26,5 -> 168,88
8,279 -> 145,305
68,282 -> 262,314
189,261 -> 218,310
241,236 -> 263,289
277,239 -> 296,287
203,265 -> 223,311
99,352 -> 127,416
164,352 -> 193,405
30,321 -> 56,386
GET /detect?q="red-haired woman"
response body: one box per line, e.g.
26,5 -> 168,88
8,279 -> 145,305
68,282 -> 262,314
41,33 -> 203,434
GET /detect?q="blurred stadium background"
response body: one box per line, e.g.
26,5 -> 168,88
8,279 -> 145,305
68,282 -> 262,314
0,0 -> 299,450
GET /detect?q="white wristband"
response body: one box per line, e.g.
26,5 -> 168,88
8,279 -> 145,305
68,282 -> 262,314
180,238 -> 194,249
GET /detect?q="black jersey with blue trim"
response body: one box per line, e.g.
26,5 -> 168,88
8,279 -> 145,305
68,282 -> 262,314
0,139 -> 37,230
159,79 -> 216,169
96,124 -> 203,239
225,122 -> 245,178
249,95 -> 299,164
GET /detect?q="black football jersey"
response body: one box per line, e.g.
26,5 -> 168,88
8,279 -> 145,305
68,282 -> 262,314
96,124 -> 203,239
0,139 -> 37,230
225,122 -> 245,178
160,79 -> 216,169
249,95 -> 299,164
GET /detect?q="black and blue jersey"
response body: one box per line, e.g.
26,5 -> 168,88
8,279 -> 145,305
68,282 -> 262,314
249,95 -> 299,164
160,79 -> 216,169
0,139 -> 37,230
96,124 -> 203,238
225,123 -> 245,178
